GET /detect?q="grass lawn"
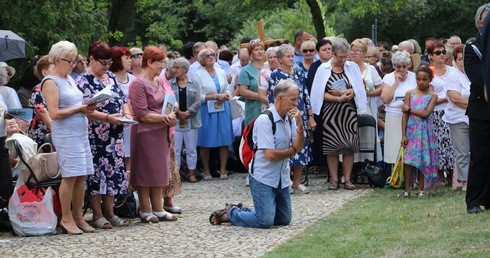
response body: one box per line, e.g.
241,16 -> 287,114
264,187 -> 489,258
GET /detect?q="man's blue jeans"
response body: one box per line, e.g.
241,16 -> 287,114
227,176 -> 291,228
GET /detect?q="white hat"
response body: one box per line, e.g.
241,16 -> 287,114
0,62 -> 16,77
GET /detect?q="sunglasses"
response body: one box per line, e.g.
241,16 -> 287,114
131,53 -> 143,58
249,39 -> 262,45
302,49 -> 315,53
204,53 -> 216,59
98,59 -> 113,66
433,50 -> 446,56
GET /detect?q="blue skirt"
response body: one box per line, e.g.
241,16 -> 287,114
198,101 -> 233,147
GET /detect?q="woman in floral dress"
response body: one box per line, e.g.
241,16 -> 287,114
78,41 -> 132,229
268,44 -> 315,194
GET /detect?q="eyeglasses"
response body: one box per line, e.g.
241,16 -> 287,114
172,66 -> 184,70
302,49 -> 315,53
335,54 -> 348,60
61,58 -> 78,66
365,55 -> 375,58
249,39 -> 262,45
98,59 -> 113,66
204,53 -> 216,59
350,50 -> 364,54
394,64 -> 408,69
433,50 -> 446,56
131,53 -> 143,59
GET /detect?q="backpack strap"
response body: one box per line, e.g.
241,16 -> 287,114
250,110 -> 275,174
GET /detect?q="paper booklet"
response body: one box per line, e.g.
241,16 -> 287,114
175,119 -> 191,131
83,86 -> 113,105
331,79 -> 347,91
207,100 -> 225,113
162,93 -> 176,115
116,117 -> 139,125
5,108 -> 34,122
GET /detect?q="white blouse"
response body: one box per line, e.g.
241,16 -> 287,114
382,71 -> 416,115
443,67 -> 470,125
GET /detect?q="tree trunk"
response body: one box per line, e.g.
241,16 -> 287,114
305,0 -> 325,39
108,0 -> 137,45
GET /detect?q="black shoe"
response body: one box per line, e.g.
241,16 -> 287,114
467,206 -> 484,214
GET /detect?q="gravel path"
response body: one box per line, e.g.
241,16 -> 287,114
0,173 -> 368,257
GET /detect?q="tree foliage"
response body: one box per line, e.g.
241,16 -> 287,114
332,0 -> 483,45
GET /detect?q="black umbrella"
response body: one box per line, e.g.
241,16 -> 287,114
0,30 -> 26,62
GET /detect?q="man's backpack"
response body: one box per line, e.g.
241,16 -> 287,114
239,110 -> 276,173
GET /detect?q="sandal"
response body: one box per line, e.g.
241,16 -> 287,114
92,217 -> 113,229
220,171 -> 228,180
344,181 -> 356,190
154,211 -> 178,222
108,216 -> 129,227
328,181 -> 339,190
140,213 -> 159,223
202,170 -> 212,180
188,173 -> 198,183
209,209 -> 228,225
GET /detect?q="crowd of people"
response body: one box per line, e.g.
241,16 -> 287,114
1,3 -> 489,233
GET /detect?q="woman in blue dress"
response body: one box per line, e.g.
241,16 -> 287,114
194,48 -> 233,180
78,41 -> 132,229
268,44 -> 316,194
42,41 -> 96,235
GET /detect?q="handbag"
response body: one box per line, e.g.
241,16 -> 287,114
362,159 -> 386,188
229,98 -> 243,119
113,192 -> 139,218
16,142 -> 61,184
389,147 -> 404,188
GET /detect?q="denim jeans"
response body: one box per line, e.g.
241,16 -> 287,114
228,176 -> 291,228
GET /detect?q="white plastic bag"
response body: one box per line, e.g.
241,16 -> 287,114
8,178 -> 57,236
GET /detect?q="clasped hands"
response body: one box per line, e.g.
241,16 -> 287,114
328,88 -> 354,102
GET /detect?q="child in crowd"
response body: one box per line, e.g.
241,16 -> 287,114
399,66 -> 438,198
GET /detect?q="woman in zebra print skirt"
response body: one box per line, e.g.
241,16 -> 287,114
309,38 -> 368,191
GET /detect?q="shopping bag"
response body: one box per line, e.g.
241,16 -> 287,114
389,147 -> 404,188
8,178 -> 57,236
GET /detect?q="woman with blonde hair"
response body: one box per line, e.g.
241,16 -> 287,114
42,41 -> 96,234
194,48 -> 233,180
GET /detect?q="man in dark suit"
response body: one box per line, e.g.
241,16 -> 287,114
464,3 -> 490,214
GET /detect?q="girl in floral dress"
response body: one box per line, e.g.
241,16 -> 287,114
400,66 -> 439,198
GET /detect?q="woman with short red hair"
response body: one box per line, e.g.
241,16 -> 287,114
128,45 -> 178,223
110,46 -> 134,175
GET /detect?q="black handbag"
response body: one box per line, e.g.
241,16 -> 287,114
362,159 -> 387,188
113,192 -> 139,218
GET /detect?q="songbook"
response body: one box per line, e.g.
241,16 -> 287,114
6,108 -> 34,122
331,79 -> 347,91
83,86 -> 113,105
394,96 -> 405,101
116,117 -> 139,125
175,119 -> 191,131
162,93 -> 176,115
207,100 -> 225,113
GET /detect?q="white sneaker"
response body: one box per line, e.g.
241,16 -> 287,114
291,184 -> 310,194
